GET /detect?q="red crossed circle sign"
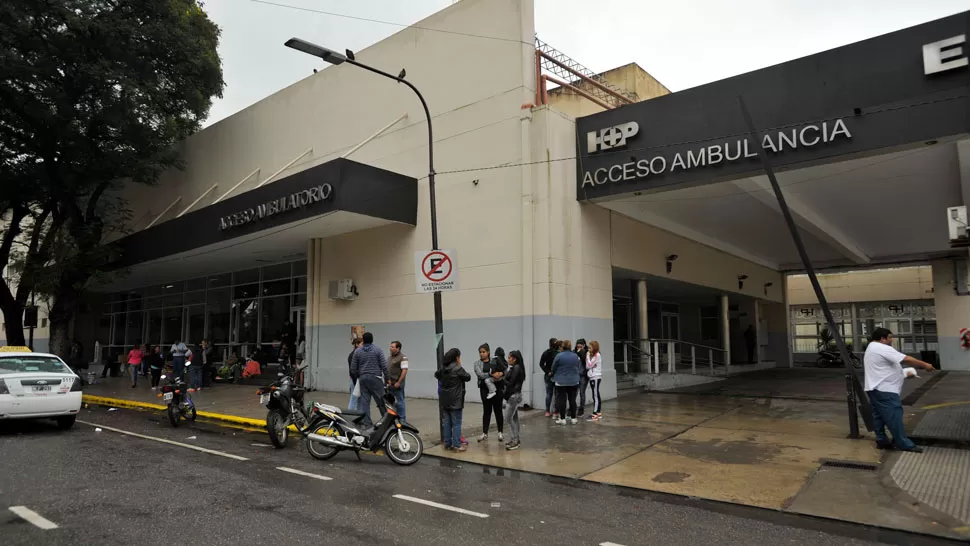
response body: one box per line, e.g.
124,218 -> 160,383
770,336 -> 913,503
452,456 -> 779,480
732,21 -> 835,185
421,251 -> 452,282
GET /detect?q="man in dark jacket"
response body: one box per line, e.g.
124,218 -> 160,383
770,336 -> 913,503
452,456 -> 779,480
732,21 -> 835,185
538,338 -> 557,417
575,339 -> 589,417
435,348 -> 471,452
350,332 -> 389,427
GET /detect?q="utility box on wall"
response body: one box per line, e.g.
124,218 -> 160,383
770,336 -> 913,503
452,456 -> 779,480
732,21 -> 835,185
328,279 -> 357,301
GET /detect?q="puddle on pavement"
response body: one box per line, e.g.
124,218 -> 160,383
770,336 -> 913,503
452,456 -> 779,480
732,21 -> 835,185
653,472 -> 691,483
662,436 -> 794,465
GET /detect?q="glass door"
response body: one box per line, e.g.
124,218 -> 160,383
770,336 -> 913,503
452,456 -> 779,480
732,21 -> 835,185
291,307 -> 306,341
231,299 -> 259,358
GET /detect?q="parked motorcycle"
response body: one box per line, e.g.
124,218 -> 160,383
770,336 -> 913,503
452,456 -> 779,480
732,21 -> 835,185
816,347 -> 862,369
304,392 -> 423,466
256,365 -> 309,449
159,374 -> 196,427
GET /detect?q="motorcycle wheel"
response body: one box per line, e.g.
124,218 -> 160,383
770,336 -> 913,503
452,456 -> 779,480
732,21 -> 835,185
267,411 -> 289,449
306,422 -> 340,460
385,430 -> 423,466
167,404 -> 180,427
816,355 -> 835,368
850,353 -> 863,370
186,403 -> 197,422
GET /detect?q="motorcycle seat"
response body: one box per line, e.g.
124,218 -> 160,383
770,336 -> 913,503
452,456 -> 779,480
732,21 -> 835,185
340,408 -> 367,417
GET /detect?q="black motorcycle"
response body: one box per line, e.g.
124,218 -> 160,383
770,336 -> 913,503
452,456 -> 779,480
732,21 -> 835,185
257,365 -> 309,449
816,347 -> 862,369
159,374 -> 196,427
305,392 -> 423,466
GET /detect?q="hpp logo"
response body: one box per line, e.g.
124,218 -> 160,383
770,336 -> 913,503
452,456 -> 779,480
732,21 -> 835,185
587,121 -> 639,154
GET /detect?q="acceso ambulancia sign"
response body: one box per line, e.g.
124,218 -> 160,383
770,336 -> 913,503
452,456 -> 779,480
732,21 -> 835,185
581,118 -> 852,189
219,183 -> 333,231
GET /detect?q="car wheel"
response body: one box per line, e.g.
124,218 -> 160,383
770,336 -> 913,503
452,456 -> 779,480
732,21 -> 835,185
57,415 -> 77,430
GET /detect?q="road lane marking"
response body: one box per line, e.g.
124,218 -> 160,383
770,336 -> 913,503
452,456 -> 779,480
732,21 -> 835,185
9,506 -> 58,530
277,467 -> 333,481
600,543 -> 627,546
78,420 -> 249,461
392,494 -> 489,518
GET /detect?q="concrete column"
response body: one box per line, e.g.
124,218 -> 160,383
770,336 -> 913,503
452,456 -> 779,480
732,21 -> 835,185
720,294 -> 731,366
636,279 -> 649,370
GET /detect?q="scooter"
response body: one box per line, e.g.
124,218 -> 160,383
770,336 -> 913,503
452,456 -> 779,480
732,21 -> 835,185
304,392 -> 423,466
159,374 -> 196,427
816,347 -> 862,369
256,364 -> 309,449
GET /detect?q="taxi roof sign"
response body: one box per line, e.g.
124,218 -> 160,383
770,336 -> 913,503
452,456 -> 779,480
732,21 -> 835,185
0,346 -> 32,352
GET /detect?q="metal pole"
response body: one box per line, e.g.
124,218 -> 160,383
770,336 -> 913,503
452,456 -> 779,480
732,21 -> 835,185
344,58 -> 445,440
27,292 -> 35,351
738,96 -> 871,437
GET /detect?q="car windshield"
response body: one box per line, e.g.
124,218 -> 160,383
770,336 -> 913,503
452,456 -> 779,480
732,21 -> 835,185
0,356 -> 69,375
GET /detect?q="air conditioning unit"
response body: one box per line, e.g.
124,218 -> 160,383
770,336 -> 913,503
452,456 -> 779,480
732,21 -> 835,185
328,279 -> 357,301
948,206 -> 969,247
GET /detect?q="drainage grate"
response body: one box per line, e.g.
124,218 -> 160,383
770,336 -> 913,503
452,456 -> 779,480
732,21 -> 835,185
820,460 -> 878,471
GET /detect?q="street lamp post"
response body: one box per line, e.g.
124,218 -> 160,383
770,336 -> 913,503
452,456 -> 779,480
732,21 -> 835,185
285,38 -> 446,437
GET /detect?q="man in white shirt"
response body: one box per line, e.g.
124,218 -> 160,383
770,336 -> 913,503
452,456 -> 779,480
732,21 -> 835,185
864,328 -> 935,453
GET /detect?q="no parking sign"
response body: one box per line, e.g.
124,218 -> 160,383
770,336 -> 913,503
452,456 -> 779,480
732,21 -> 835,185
414,249 -> 459,293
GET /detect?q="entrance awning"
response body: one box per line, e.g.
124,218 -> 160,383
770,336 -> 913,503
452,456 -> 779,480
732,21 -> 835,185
575,12 -> 970,271
102,158 -> 416,291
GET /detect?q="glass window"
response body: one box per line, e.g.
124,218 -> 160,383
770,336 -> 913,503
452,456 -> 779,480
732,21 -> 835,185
162,307 -> 182,346
291,260 -> 307,276
184,290 -> 206,306
143,296 -> 164,310
234,268 -> 260,285
97,315 -> 111,347
794,324 -> 819,336
162,292 -> 183,307
295,276 -> 307,294
127,295 -> 143,311
293,292 -> 307,306
146,309 -> 163,347
260,296 -> 290,344
234,299 -> 259,346
262,263 -> 291,281
261,279 -> 290,297
111,314 -> 124,346
161,281 -> 183,293
126,312 -> 144,347
185,305 -> 205,345
185,277 -> 207,291
233,283 -> 259,300
111,301 -> 126,313
207,288 -> 231,345
794,338 -> 817,353
0,355 -> 69,375
208,273 -> 231,288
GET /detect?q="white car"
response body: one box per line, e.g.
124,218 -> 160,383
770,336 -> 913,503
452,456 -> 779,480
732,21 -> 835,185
0,348 -> 83,429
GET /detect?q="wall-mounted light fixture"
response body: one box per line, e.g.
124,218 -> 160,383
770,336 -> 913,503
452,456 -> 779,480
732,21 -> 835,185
737,274 -> 748,290
764,282 -> 773,296
665,254 -> 678,274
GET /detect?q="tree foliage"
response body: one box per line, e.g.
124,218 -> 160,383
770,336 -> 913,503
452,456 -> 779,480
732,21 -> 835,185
0,0 -> 224,354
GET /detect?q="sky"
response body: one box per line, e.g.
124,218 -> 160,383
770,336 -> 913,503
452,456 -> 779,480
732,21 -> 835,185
202,0 -> 969,125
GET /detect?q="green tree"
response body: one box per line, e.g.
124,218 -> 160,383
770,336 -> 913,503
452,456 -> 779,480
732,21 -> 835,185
0,0 -> 224,355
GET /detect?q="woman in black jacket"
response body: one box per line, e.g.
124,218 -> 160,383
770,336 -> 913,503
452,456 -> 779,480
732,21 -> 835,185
503,350 -> 526,451
435,348 -> 471,452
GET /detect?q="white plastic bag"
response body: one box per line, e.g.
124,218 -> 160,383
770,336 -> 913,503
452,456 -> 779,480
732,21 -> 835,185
352,380 -> 361,397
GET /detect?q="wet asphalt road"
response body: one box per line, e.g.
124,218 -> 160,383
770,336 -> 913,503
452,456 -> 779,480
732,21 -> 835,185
0,406 -> 959,546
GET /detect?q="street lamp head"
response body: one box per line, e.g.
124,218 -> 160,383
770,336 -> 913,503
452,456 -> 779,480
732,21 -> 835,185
284,38 -> 346,65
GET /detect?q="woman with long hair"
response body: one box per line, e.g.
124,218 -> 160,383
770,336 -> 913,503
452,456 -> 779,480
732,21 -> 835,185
503,350 -> 526,450
474,343 -> 506,443
586,340 -> 603,420
434,348 -> 471,452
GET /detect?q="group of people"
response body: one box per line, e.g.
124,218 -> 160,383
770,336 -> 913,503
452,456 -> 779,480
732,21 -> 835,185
122,339 -> 219,391
539,337 -> 603,423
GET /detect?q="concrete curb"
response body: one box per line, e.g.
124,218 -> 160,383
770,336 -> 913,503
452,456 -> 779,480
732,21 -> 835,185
82,394 -> 268,428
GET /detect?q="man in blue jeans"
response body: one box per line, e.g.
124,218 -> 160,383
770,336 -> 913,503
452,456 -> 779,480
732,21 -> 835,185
350,332 -> 389,428
386,341 -> 409,424
864,328 -> 936,453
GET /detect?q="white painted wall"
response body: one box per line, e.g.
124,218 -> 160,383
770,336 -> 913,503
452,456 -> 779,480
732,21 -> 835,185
932,258 -> 970,370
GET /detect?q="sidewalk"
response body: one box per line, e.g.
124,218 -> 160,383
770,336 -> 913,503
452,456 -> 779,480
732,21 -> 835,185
427,369 -> 970,541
